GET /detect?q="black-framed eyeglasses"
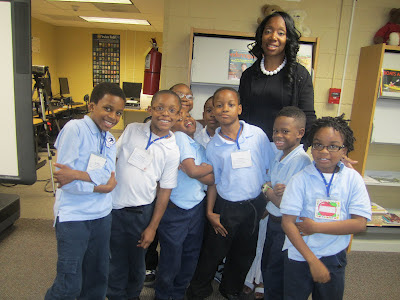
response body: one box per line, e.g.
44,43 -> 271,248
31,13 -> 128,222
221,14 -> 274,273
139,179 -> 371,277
312,143 -> 345,152
152,106 -> 179,115
175,92 -> 194,101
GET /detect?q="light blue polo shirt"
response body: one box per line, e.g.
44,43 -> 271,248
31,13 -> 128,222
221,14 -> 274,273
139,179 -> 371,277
170,131 -> 207,209
280,162 -> 372,261
206,121 -> 273,202
266,144 -> 311,217
54,115 -> 116,222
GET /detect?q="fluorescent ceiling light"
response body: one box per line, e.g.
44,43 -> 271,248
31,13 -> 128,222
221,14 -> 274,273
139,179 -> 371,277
48,0 -> 132,3
80,16 -> 150,25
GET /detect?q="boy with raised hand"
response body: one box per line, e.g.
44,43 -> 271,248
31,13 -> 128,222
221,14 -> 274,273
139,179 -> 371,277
187,87 -> 273,300
261,106 -> 312,299
45,82 -> 126,300
107,90 -> 181,300
155,111 -> 214,300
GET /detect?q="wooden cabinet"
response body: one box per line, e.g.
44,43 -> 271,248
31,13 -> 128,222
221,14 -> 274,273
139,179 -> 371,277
350,43 -> 400,176
349,44 -> 400,252
187,28 -> 320,120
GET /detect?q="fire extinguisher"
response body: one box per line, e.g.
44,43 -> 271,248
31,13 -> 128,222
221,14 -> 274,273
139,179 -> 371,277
143,38 -> 162,95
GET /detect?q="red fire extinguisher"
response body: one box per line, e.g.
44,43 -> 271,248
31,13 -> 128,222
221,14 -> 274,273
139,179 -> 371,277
143,38 -> 162,95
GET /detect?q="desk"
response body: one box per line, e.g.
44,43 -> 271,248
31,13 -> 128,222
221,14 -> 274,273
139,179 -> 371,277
33,118 -> 44,126
32,103 -> 86,127
46,103 -> 86,116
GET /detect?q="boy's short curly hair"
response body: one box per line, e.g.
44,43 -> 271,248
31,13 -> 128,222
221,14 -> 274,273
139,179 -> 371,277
213,87 -> 240,105
306,114 -> 355,153
276,106 -> 306,128
90,82 -> 126,104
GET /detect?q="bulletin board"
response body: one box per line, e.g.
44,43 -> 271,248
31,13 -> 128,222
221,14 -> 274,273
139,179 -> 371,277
92,34 -> 120,86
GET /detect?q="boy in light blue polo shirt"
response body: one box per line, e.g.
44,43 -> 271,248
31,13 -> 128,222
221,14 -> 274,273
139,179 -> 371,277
261,106 -> 312,299
155,111 -> 214,300
45,82 -> 126,299
187,87 -> 273,300
281,115 -> 371,300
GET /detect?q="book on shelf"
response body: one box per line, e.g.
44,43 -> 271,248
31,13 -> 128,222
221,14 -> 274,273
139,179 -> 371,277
228,49 -> 256,81
380,68 -> 400,99
371,202 -> 388,214
364,170 -> 400,185
382,213 -> 400,225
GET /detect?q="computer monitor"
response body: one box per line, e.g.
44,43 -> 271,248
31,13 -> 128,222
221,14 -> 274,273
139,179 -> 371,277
43,77 -> 52,100
122,82 -> 142,99
59,77 -> 70,97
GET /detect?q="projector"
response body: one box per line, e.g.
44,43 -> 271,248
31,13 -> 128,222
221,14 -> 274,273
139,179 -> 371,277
32,65 -> 48,76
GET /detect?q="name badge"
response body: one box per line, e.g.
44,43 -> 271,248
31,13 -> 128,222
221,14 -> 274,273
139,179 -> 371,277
87,153 -> 107,172
231,150 -> 252,169
128,148 -> 153,171
315,199 -> 341,220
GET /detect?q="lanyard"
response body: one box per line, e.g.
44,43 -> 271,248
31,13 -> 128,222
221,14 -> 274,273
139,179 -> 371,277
100,131 -> 106,155
222,123 -> 242,150
316,165 -> 336,197
146,132 -> 170,150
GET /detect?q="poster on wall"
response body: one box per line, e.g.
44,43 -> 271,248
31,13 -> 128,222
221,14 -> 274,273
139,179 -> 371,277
92,34 -> 120,87
228,49 -> 256,81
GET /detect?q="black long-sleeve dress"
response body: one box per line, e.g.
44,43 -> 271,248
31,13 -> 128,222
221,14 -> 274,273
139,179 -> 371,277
239,60 -> 316,142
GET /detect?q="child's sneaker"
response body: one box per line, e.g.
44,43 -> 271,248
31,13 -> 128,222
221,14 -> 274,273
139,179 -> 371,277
144,269 -> 156,287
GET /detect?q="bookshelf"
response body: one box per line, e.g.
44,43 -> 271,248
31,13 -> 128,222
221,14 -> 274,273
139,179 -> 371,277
349,44 -> 400,252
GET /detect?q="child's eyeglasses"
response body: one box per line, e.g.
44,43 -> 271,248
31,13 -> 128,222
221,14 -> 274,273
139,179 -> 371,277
312,143 -> 345,152
152,106 -> 179,115
175,92 -> 194,101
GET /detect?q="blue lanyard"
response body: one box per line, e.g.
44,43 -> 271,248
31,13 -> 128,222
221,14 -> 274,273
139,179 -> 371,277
316,165 -> 336,197
100,132 -> 106,155
146,132 -> 170,150
222,123 -> 242,150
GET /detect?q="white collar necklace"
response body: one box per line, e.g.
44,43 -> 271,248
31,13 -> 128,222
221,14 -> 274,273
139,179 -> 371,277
260,57 -> 287,76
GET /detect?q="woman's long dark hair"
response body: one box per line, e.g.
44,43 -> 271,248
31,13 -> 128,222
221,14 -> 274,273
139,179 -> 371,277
250,11 -> 301,86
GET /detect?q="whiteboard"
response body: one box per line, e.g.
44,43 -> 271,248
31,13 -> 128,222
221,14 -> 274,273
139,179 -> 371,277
191,36 -> 255,85
0,0 -> 36,184
0,2 -> 18,176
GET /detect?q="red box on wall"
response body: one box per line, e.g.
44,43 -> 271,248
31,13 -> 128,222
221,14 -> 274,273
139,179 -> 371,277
328,88 -> 341,104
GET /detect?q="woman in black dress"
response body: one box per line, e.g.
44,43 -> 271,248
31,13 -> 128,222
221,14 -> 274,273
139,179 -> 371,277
239,11 -> 316,142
